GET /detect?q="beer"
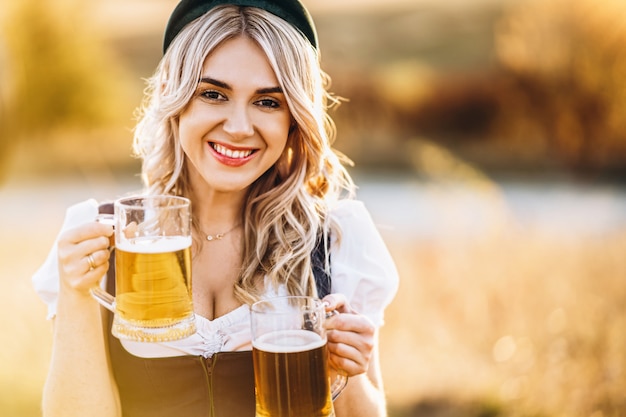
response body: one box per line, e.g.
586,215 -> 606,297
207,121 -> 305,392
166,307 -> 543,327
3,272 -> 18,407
252,329 -> 334,417
113,236 -> 195,341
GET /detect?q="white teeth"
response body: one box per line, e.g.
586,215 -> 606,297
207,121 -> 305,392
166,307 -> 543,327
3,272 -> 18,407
212,143 -> 253,159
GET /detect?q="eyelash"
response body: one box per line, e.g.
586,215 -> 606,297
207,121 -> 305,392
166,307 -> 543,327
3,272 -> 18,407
256,98 -> 281,109
198,90 -> 281,109
200,90 -> 225,101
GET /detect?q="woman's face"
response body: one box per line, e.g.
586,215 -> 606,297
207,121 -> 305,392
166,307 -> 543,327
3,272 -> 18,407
178,35 -> 292,195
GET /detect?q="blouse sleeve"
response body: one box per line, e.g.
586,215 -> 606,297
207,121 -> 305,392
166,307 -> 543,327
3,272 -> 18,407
329,199 -> 399,327
32,199 -> 100,319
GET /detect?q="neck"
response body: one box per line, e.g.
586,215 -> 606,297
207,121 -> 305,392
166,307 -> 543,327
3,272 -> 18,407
188,188 -> 246,233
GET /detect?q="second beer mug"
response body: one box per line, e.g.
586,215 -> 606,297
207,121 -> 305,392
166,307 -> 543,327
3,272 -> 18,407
91,195 -> 196,342
251,296 -> 348,417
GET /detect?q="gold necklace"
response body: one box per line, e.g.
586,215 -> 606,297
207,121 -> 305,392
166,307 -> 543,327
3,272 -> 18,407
203,223 -> 241,241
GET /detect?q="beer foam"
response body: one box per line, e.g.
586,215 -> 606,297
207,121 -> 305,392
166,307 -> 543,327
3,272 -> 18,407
116,236 -> 191,254
253,329 -> 325,353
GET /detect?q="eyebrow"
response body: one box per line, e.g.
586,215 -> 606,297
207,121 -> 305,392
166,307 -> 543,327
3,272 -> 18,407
199,77 -> 283,95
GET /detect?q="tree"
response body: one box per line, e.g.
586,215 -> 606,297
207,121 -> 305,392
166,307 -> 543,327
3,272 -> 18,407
0,0 -> 133,179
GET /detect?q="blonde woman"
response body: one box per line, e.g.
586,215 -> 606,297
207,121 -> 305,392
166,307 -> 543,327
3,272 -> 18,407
33,1 -> 398,416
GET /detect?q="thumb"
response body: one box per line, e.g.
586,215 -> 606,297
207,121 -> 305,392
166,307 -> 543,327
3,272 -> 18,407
322,293 -> 354,314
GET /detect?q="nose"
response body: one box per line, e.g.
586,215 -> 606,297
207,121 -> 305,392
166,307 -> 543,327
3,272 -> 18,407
223,103 -> 254,139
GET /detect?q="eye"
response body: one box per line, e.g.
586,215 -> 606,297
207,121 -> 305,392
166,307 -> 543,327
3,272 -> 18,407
255,98 -> 281,109
199,90 -> 226,101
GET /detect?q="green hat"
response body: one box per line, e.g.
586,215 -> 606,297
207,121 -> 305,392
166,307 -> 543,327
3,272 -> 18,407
163,0 -> 318,53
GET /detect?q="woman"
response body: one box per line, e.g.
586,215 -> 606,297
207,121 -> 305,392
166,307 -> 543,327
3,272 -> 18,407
33,1 -> 398,416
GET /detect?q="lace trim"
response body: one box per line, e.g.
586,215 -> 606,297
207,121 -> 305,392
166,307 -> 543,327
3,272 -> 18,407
194,305 -> 250,357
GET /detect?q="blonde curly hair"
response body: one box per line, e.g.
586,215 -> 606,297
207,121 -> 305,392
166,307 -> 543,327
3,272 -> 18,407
132,5 -> 355,304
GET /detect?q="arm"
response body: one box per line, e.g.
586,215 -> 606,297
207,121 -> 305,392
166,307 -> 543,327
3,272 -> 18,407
323,294 -> 388,417
333,334 -> 387,417
323,200 -> 399,416
42,222 -> 121,417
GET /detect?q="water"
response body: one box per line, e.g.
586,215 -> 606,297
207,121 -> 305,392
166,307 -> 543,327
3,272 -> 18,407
354,173 -> 626,240
2,173 -> 625,240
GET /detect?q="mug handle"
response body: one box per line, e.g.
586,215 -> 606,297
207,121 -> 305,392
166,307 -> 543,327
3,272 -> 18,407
330,369 -> 349,401
90,212 -> 116,312
325,309 -> 349,400
90,286 -> 116,312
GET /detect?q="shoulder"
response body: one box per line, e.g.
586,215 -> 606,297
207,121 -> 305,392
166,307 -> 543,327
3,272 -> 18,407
329,199 -> 388,252
328,199 -> 399,326
329,199 -> 374,231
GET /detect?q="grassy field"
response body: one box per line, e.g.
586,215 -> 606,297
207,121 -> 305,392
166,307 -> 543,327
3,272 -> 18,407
0,224 -> 54,417
1,0 -> 625,415
381,230 -> 626,416
1,176 -> 625,417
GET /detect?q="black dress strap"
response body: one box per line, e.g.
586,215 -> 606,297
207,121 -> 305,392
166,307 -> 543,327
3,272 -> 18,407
312,231 -> 332,299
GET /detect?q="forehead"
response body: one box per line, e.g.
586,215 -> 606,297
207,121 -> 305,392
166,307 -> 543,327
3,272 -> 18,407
201,36 -> 280,88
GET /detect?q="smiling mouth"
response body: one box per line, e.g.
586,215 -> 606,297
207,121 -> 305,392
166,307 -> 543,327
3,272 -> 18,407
210,143 -> 256,159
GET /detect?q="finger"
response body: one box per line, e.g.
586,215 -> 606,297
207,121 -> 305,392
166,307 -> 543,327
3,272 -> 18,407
327,327 -> 374,376
60,247 -> 109,280
328,352 -> 367,375
75,260 -> 110,292
327,332 -> 371,358
325,316 -> 376,377
327,322 -> 374,345
322,293 -> 355,314
327,328 -> 374,363
84,248 -> 112,273
327,341 -> 370,376
61,251 -> 110,293
76,236 -> 113,259
62,222 -> 114,245
58,235 -> 111,269
57,223 -> 113,288
325,310 -> 374,333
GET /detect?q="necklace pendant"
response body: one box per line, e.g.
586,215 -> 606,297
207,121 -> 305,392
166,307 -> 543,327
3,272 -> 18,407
207,233 -> 225,241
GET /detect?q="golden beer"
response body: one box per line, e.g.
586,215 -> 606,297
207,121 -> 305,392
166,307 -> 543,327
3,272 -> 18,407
113,236 -> 195,342
252,329 -> 334,417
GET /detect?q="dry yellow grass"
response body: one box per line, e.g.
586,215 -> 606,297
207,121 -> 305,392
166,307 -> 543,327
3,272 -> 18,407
2,191 -> 624,417
381,230 -> 626,416
0,229 -> 54,417
2,1 -> 625,414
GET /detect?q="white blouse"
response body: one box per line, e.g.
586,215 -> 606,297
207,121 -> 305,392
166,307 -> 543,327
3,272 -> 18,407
33,198 -> 398,358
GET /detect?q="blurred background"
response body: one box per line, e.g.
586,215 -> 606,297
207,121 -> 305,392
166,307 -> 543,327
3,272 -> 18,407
1,0 -> 625,416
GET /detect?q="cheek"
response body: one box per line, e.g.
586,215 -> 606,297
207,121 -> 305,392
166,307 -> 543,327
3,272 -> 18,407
177,108 -> 204,151
266,115 -> 292,152
265,130 -> 291,169
177,108 -> 191,140
177,125 -> 193,158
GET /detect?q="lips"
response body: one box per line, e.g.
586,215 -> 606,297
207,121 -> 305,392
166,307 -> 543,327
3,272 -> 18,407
209,142 -> 257,166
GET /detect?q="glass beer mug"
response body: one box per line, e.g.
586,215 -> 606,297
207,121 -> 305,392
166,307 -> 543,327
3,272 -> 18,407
251,296 -> 348,417
91,195 -> 196,342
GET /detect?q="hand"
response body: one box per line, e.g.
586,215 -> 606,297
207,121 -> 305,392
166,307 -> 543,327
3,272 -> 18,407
322,293 -> 375,377
57,222 -> 114,295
